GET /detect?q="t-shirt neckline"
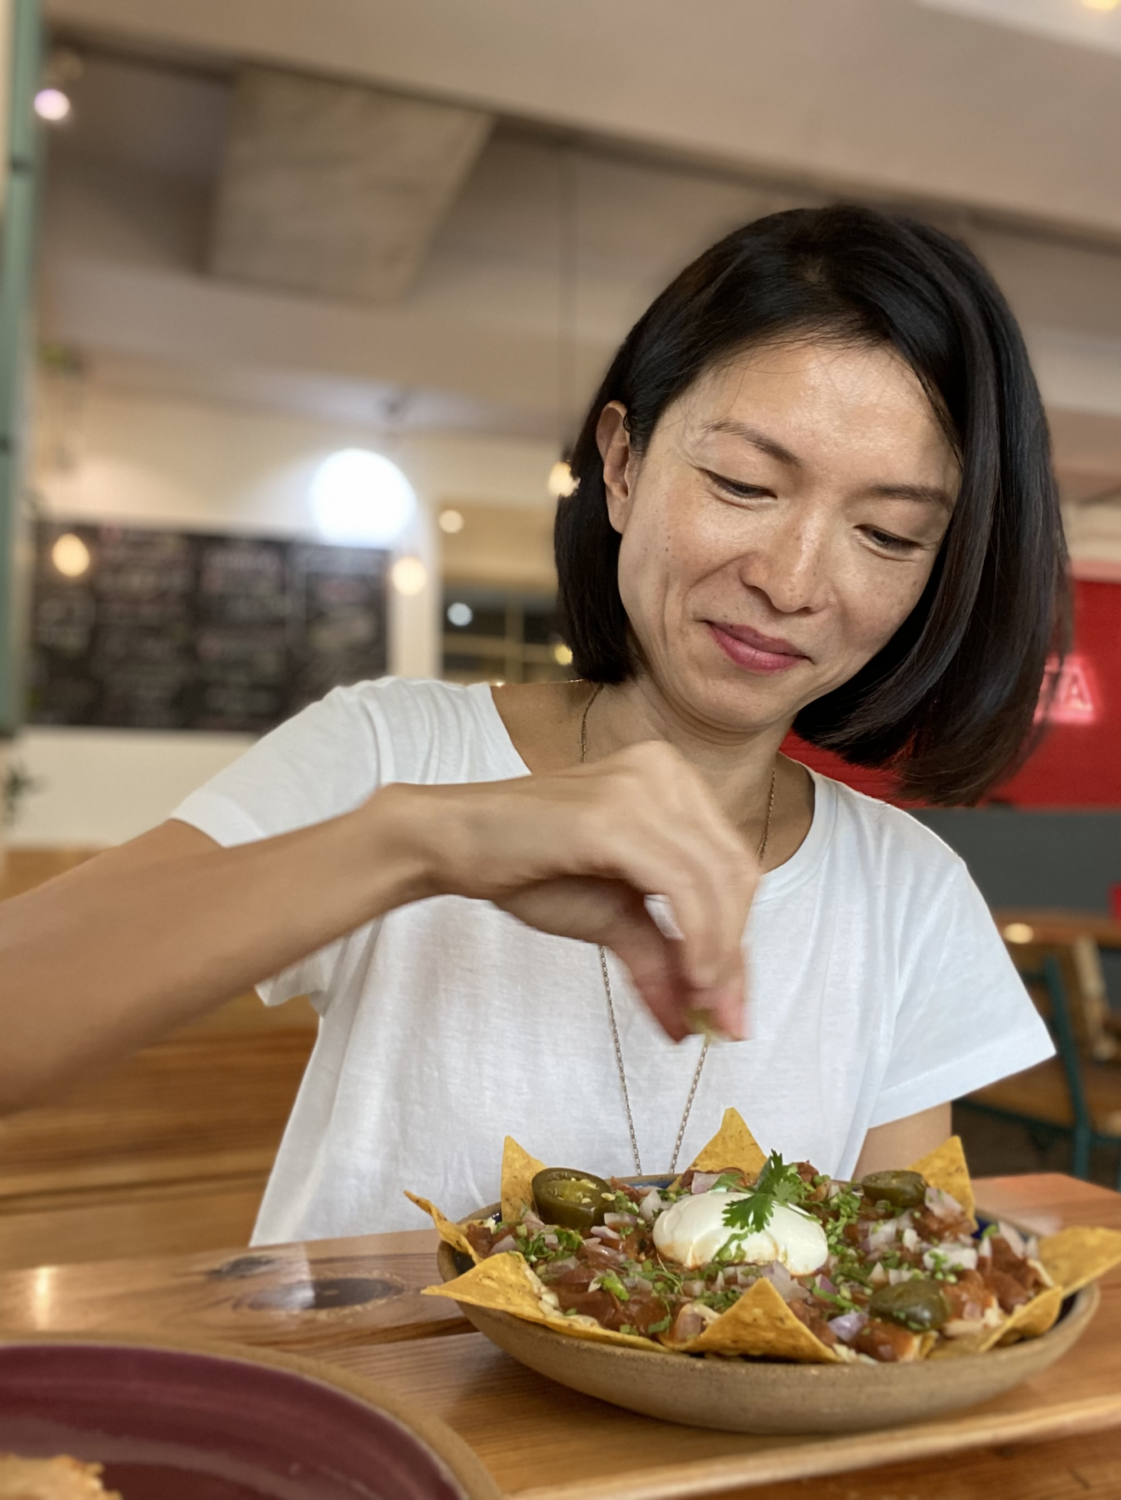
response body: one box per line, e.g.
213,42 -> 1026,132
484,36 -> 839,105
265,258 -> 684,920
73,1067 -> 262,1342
470,681 -> 833,901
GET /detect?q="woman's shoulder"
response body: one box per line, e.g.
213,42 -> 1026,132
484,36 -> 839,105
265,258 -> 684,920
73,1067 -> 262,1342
810,770 -> 967,882
316,676 -> 524,780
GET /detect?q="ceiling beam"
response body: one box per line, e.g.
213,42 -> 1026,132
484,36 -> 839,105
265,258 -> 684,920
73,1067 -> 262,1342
44,0 -> 1121,242
210,67 -> 492,304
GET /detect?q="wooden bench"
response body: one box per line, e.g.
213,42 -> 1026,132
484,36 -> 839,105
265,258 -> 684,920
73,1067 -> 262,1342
0,849 -> 317,1270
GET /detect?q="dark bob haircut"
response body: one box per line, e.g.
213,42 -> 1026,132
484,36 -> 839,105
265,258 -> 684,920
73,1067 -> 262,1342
555,204 -> 1069,806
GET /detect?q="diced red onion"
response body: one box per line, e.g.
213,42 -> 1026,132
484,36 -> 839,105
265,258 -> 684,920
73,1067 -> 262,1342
492,1234 -> 518,1254
639,1188 -> 664,1222
826,1181 -> 847,1199
523,1214 -> 545,1234
815,1275 -> 837,1296
887,1267 -> 913,1285
941,1243 -> 978,1271
542,1233 -> 559,1249
829,1310 -> 868,1344
867,1221 -> 899,1253
604,1212 -> 638,1229
925,1186 -> 963,1218
691,1172 -> 723,1195
759,1261 -> 810,1301
682,1279 -> 706,1298
997,1221 -> 1029,1259
944,1316 -> 986,1339
544,1256 -> 578,1275
978,1235 -> 992,1260
590,1225 -> 621,1243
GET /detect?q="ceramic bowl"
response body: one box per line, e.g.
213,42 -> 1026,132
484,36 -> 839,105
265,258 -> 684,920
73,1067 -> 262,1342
0,1334 -> 500,1499
437,1207 -> 1099,1435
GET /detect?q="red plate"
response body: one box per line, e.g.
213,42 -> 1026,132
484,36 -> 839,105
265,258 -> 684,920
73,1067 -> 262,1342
0,1338 -> 498,1500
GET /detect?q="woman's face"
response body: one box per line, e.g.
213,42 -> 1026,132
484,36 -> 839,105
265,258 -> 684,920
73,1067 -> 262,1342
601,338 -> 961,736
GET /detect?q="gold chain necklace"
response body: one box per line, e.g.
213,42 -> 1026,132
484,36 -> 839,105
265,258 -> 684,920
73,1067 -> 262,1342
579,683 -> 776,1174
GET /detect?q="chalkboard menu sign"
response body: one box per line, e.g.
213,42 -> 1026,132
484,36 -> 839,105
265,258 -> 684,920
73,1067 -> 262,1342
28,522 -> 388,733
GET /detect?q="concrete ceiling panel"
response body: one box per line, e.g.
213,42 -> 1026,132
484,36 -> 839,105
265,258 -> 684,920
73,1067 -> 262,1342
209,67 -> 493,303
44,0 -> 1121,240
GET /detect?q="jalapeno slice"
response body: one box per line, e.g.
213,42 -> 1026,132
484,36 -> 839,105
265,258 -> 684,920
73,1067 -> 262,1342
860,1169 -> 928,1211
868,1278 -> 951,1332
531,1168 -> 613,1234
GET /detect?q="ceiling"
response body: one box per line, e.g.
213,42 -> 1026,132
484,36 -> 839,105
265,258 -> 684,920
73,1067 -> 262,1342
918,0 -> 1121,57
34,0 -> 1121,546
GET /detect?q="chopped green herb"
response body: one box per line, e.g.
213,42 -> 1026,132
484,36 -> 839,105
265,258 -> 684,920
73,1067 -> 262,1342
722,1152 -> 808,1235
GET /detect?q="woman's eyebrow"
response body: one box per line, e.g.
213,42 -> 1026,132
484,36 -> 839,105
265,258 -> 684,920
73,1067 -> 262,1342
702,418 -> 801,467
865,482 -> 954,510
702,420 -> 954,510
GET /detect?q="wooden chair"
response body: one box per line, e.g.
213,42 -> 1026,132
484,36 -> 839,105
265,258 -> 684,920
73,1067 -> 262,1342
0,848 -> 318,1269
959,948 -> 1121,1186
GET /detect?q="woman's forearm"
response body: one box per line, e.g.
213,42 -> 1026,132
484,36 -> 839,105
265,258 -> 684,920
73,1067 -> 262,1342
0,784 -> 433,1111
2,740 -> 760,1111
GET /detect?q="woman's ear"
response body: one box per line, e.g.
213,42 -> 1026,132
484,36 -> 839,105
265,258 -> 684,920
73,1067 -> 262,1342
596,401 -> 636,535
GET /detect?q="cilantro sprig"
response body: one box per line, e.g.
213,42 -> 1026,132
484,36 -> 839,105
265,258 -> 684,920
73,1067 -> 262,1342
722,1152 -> 808,1235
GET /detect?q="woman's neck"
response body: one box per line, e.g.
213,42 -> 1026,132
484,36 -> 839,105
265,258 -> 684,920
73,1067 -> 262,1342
491,677 -> 815,870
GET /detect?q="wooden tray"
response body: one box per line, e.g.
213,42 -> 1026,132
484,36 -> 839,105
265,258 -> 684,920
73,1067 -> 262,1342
325,1296 -> 1121,1500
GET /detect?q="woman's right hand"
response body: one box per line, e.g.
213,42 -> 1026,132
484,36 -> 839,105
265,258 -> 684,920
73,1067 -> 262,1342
390,740 -> 760,1042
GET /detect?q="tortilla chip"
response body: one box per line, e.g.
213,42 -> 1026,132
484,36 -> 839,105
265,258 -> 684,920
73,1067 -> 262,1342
424,1251 -> 657,1351
932,1282 -> 1066,1359
990,1284 -> 1065,1347
501,1136 -> 546,1224
689,1108 -> 768,1180
1039,1224 -> 1121,1295
679,1278 -> 840,1363
910,1136 -> 975,1225
403,1190 -> 481,1263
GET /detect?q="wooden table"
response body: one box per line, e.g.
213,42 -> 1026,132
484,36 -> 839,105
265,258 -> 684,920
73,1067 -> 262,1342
2,1174 -> 1120,1500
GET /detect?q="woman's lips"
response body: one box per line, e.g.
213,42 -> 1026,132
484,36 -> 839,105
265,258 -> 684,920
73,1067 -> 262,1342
706,622 -> 810,675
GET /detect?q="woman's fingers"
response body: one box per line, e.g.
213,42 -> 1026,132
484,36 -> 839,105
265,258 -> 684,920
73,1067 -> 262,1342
499,872 -> 747,1043
420,737 -> 762,1039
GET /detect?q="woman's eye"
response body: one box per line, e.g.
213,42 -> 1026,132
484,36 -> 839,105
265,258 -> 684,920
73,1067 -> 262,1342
708,472 -> 772,500
862,526 -> 921,555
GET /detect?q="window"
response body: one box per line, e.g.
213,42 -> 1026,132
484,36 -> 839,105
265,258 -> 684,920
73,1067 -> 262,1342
441,586 -> 574,684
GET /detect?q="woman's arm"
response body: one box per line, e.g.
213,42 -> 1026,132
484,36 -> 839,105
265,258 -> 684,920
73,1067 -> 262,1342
852,1103 -> 952,1176
0,740 -> 758,1112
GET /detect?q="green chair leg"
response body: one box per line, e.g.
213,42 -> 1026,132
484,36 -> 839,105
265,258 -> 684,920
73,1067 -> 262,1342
1072,1127 -> 1092,1180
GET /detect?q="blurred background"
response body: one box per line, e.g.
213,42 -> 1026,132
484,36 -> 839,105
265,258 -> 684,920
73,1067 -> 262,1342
0,0 -> 1120,1269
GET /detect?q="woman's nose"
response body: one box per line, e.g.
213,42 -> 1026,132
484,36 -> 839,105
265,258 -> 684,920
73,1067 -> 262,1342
739,514 -> 831,615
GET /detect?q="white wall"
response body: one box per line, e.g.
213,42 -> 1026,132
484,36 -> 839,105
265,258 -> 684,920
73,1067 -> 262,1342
11,379 -> 555,846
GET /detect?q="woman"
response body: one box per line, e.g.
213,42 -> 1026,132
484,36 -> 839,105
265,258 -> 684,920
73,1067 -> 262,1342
2,206 -> 1064,1240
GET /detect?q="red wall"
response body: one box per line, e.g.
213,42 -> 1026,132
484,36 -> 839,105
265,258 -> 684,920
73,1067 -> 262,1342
783,579 -> 1121,808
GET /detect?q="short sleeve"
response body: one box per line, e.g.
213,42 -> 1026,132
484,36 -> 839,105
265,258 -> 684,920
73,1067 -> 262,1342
869,860 -> 1055,1128
170,684 -> 388,1008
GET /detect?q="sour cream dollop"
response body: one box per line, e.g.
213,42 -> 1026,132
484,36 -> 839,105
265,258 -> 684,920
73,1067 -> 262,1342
653,1191 -> 829,1274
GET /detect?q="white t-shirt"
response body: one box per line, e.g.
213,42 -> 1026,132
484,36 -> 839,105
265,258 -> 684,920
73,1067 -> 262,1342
172,676 -> 1052,1245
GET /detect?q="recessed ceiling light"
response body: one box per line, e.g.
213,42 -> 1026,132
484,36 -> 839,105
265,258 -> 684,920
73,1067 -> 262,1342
438,509 -> 464,534
1082,0 -> 1120,11
34,87 -> 71,122
447,601 -> 473,627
